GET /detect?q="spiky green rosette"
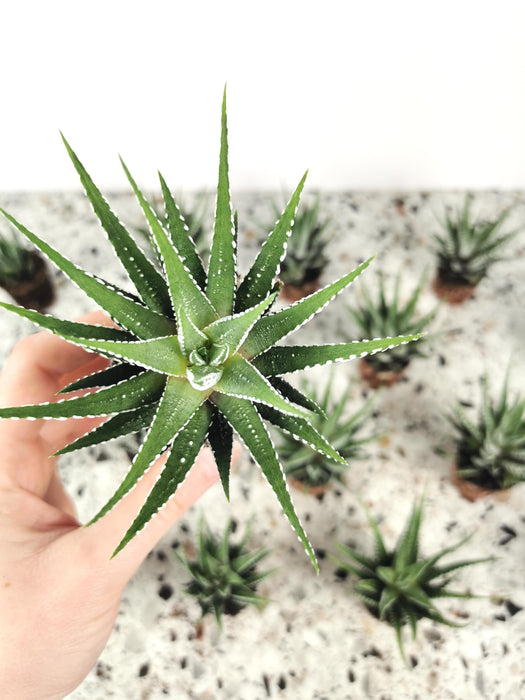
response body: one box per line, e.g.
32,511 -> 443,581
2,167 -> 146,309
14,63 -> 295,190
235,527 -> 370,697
278,374 -> 376,490
434,194 -> 516,288
334,498 -> 491,660
450,373 -> 525,490
347,272 -> 436,374
0,90 -> 420,570
178,519 -> 272,627
277,195 -> 330,288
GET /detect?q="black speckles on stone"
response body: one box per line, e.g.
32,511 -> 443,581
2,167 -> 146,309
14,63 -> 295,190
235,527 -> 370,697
498,524 -> 517,546
505,600 -> 523,617
362,646 -> 382,659
156,550 -> 167,562
263,673 -> 271,696
277,675 -> 286,690
95,662 -> 112,680
158,583 -> 174,601
77,485 -> 85,497
315,547 -> 326,560
334,566 -> 348,581
348,669 -> 356,683
409,655 -> 418,668
138,662 -> 149,678
438,354 -> 447,366
94,449 -> 109,462
171,539 -> 180,550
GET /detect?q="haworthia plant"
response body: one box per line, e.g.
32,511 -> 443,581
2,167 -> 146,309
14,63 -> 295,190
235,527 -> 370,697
0,88 -> 421,570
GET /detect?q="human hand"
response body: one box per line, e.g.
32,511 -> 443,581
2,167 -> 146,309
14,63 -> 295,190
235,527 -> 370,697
0,311 -> 226,700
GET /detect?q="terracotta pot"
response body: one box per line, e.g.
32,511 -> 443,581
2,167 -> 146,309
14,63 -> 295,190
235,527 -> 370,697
288,476 -> 331,497
280,277 -> 321,303
432,273 -> 475,305
450,464 -> 510,502
359,358 -> 404,389
3,251 -> 55,311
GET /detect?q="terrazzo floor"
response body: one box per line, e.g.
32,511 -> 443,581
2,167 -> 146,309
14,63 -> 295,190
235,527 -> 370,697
0,189 -> 524,700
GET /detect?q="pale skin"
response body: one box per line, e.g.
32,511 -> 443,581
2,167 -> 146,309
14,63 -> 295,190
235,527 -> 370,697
0,311 -> 231,700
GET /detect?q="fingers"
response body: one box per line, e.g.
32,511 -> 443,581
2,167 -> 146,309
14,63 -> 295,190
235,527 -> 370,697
82,444 -> 241,586
0,311 -> 112,450
0,310 -> 113,408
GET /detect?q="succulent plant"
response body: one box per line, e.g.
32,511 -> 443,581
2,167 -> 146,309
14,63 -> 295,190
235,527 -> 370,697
347,271 -> 436,377
276,195 -> 331,294
433,194 -> 517,291
0,89 -> 419,570
0,229 -> 35,284
178,518 -> 272,626
450,372 -> 525,490
334,498 -> 492,660
278,373 -> 376,491
0,229 -> 54,310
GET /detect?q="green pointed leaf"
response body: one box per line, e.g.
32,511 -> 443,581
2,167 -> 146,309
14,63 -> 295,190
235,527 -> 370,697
59,363 -> 141,394
215,354 -> 308,419
394,499 -> 423,570
121,160 -> 217,329
112,403 -> 212,556
55,403 -> 157,455
235,171 -> 308,312
268,377 -> 326,418
61,134 -> 171,315
378,585 -> 399,620
60,335 -> 187,377
0,371 -> 165,420
204,292 -> 277,354
178,306 -> 209,358
211,393 -> 318,572
208,408 -> 233,500
242,258 -> 374,358
258,404 -> 346,465
0,208 -> 175,339
0,301 -> 132,343
206,87 -> 236,317
158,172 -> 207,290
88,376 -> 208,525
253,335 -> 423,376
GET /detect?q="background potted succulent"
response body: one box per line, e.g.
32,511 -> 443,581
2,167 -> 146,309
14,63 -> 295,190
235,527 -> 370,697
178,518 -> 272,628
278,374 -> 377,495
333,497 -> 493,662
347,271 -> 437,388
432,194 -> 517,304
0,229 -> 54,311
449,372 -> 525,501
0,90 -> 419,572
274,195 -> 332,302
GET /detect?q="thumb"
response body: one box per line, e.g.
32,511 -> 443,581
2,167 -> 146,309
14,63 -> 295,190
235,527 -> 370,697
82,445 -> 232,586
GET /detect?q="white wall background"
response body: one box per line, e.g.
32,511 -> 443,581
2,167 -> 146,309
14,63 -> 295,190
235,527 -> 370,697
1,0 -> 525,192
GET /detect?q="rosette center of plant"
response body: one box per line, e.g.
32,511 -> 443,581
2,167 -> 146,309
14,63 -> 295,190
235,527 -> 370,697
186,342 -> 229,390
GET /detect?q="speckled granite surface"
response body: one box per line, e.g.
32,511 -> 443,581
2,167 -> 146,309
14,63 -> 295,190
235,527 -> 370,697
1,191 -> 524,700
